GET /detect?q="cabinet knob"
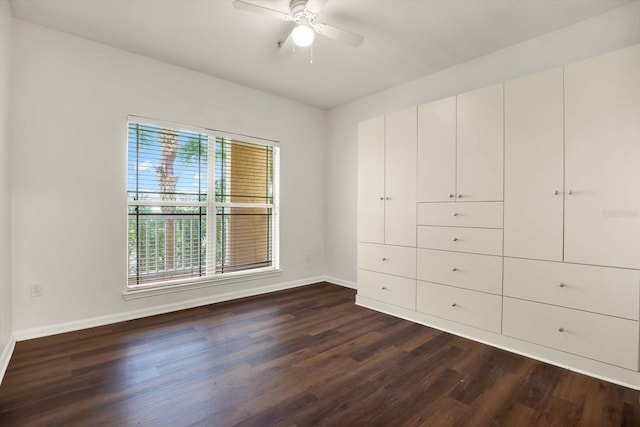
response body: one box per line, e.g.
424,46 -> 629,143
457,194 -> 462,198
558,327 -> 565,332
381,286 -> 388,291
567,190 -> 573,195
452,237 -> 458,242
449,194 -> 454,198
452,212 -> 458,217
451,303 -> 457,307
559,283 -> 566,288
379,196 -> 384,200
385,197 -> 390,200
381,257 -> 388,261
553,190 -> 560,195
452,267 -> 458,272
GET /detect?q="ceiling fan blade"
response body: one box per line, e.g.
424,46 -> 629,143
278,25 -> 295,55
314,22 -> 364,47
305,0 -> 328,13
232,0 -> 290,21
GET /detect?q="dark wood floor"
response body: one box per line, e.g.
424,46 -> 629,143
0,283 -> 638,426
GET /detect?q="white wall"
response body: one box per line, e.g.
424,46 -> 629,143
10,18 -> 327,333
0,0 -> 13,372
326,1 -> 640,283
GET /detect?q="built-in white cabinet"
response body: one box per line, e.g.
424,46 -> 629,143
456,84 -> 504,202
357,45 -> 640,388
505,46 -> 640,269
417,96 -> 456,202
564,45 -> 640,269
357,108 -> 417,247
418,86 -> 504,203
503,297 -> 639,370
357,116 -> 385,244
357,108 -> 417,310
504,257 -> 639,320
504,68 -> 564,261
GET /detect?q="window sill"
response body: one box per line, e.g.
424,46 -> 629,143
122,269 -> 282,300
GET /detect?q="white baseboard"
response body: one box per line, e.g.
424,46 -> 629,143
323,276 -> 357,289
14,276 -> 328,342
0,333 -> 16,386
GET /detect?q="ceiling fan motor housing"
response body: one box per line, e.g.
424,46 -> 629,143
290,0 -> 312,22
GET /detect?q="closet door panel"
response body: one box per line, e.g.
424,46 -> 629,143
417,96 -> 456,202
457,84 -> 504,202
504,68 -> 564,261
385,107 -> 417,247
357,117 -> 385,244
565,45 -> 640,268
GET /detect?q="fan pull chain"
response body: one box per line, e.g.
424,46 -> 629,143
310,43 -> 313,64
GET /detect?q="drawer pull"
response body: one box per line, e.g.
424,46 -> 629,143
559,283 -> 566,288
379,196 -> 384,200
451,303 -> 457,307
452,267 -> 458,272
452,237 -> 459,242
384,197 -> 390,200
381,286 -> 388,291
567,190 -> 573,195
381,257 -> 388,261
452,212 -> 458,217
457,194 -> 463,198
553,190 -> 561,195
449,194 -> 454,198
558,327 -> 565,332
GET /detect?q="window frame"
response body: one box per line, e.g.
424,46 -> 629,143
124,116 -> 280,299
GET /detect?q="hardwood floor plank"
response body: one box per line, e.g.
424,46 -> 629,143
0,282 -> 638,426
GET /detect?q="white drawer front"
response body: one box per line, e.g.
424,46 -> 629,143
503,298 -> 639,370
417,281 -> 502,333
358,243 -> 416,278
504,258 -> 640,320
417,226 -> 502,255
358,270 -> 416,309
418,202 -> 503,228
418,249 -> 502,294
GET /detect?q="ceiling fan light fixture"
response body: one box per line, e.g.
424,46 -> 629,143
292,24 -> 315,47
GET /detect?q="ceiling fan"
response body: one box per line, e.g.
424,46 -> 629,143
232,0 -> 364,50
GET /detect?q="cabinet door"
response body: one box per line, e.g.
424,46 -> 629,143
357,116 -> 385,244
565,45 -> 640,269
457,84 -> 504,201
504,68 -> 564,261
417,96 -> 456,202
385,107 -> 417,247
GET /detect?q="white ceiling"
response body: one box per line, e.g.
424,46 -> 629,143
9,0 -> 635,109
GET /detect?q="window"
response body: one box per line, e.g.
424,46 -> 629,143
127,118 -> 279,288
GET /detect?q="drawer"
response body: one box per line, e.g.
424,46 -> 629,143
418,249 -> 502,294
358,270 -> 416,309
358,243 -> 416,278
417,281 -> 502,333
417,226 -> 503,255
418,202 -> 503,228
503,297 -> 639,370
504,258 -> 640,320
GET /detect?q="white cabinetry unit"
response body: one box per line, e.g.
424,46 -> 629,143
504,68 -> 564,261
357,108 -> 417,247
417,96 -> 456,202
503,297 -> 639,370
456,84 -> 504,202
357,107 -> 417,310
357,116 -> 385,244
417,86 -> 504,203
357,45 -> 640,389
504,257 -> 639,320
564,45 -> 640,269
385,108 -> 418,247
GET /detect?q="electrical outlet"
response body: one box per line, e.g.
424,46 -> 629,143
31,283 -> 43,297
